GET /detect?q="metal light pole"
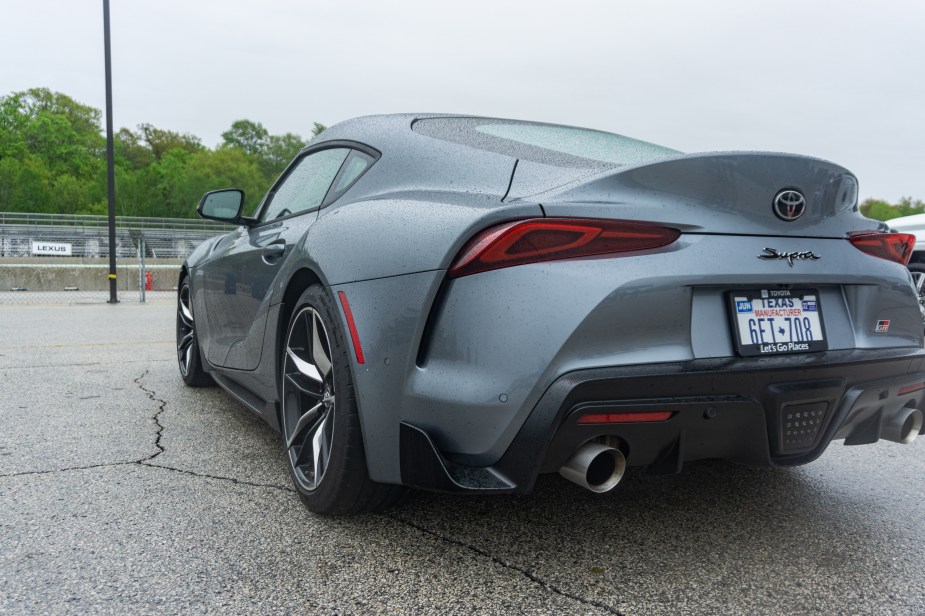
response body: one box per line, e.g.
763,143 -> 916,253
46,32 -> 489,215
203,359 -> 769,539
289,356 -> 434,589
103,0 -> 118,303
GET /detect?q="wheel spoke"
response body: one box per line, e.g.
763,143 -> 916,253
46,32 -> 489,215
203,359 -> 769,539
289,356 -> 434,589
294,410 -> 324,467
285,372 -> 323,398
311,413 -> 329,481
179,288 -> 194,324
915,273 -> 925,294
176,290 -> 195,376
286,348 -> 323,382
286,402 -> 323,448
312,312 -> 333,378
179,305 -> 193,327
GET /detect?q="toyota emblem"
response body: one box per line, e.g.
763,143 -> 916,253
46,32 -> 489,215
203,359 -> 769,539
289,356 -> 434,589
773,189 -> 806,221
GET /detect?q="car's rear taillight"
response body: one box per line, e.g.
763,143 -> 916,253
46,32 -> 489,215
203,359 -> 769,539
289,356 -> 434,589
849,232 -> 916,266
448,218 -> 681,278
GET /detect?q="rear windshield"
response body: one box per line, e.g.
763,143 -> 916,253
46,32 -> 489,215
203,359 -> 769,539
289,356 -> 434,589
413,117 -> 681,169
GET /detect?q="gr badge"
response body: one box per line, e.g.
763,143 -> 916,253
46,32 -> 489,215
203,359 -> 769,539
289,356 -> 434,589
876,320 -> 891,333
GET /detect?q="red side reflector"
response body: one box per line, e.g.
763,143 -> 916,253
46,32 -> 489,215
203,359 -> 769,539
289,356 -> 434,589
898,382 -> 925,395
449,218 -> 681,278
337,291 -> 365,364
849,232 -> 916,266
577,411 -> 674,424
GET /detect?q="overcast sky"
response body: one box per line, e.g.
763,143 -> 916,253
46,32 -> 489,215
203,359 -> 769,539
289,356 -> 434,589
2,0 -> 923,201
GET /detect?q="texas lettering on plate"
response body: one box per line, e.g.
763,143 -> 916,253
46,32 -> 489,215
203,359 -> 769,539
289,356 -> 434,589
730,288 -> 827,356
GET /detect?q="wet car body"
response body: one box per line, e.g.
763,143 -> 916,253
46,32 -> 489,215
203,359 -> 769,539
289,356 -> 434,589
179,114 -> 925,512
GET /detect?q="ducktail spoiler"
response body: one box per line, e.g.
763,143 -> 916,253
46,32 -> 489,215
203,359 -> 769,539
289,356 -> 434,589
512,152 -> 883,237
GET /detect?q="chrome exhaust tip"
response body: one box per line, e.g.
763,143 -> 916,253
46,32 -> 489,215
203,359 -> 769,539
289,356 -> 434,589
882,408 -> 924,444
559,442 -> 626,493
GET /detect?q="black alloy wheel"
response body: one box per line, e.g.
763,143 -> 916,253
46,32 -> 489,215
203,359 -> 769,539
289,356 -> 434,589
282,304 -> 337,492
176,277 -> 213,387
281,285 -> 404,514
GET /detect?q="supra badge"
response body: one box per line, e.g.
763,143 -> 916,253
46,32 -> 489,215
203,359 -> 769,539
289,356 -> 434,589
758,247 -> 821,267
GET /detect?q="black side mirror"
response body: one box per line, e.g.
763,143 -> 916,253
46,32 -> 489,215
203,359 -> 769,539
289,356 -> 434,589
197,189 -> 248,224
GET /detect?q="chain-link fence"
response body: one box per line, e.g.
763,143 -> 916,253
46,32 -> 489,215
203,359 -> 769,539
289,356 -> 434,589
0,213 -> 229,304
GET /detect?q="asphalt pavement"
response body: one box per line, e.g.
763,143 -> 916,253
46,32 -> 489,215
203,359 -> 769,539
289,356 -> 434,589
2,302 -> 924,615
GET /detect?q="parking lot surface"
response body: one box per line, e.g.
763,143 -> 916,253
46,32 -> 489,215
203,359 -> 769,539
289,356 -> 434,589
2,302 -> 925,615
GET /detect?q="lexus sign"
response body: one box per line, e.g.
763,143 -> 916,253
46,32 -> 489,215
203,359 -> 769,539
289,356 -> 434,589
31,241 -> 73,256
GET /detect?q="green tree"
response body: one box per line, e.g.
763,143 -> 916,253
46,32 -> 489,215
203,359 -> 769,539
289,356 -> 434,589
138,123 -> 202,160
182,147 -> 266,215
0,87 -> 322,218
5,155 -> 52,212
221,119 -> 307,180
18,87 -> 102,141
221,119 -> 269,157
861,197 -> 925,221
311,122 -> 326,137
23,110 -> 103,179
0,158 -> 18,206
264,133 -> 306,175
0,93 -> 29,159
115,127 -> 154,170
897,197 -> 925,217
152,147 -> 195,218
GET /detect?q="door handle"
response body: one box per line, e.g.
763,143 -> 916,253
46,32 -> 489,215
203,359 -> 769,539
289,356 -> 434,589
262,242 -> 286,261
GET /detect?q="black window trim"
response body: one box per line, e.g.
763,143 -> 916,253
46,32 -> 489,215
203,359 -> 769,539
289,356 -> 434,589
252,139 -> 381,227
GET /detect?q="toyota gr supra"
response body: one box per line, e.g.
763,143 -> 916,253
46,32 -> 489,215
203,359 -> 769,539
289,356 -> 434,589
177,114 -> 925,514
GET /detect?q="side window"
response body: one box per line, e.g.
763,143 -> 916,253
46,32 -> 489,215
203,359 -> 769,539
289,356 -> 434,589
326,151 -> 374,203
260,148 -> 349,222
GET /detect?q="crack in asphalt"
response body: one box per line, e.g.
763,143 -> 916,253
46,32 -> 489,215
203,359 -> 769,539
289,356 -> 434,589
132,371 -> 296,491
385,513 -> 625,616
1,374 -> 296,494
1,370 -> 620,614
136,372 -> 625,613
0,461 -> 134,479
140,460 -> 296,493
0,460 -> 296,493
134,370 -> 165,462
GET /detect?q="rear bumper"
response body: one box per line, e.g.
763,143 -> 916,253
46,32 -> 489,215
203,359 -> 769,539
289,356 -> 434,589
399,347 -> 925,493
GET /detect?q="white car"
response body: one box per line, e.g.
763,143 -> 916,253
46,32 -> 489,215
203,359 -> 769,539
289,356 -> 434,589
886,213 -> 925,318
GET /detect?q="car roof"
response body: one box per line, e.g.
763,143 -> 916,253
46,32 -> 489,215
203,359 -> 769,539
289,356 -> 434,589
310,114 -> 683,201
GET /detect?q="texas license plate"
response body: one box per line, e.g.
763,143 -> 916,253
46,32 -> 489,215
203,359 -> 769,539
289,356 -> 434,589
729,289 -> 827,356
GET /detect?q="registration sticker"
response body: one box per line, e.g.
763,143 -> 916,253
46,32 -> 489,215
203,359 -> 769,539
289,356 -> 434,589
728,289 -> 828,356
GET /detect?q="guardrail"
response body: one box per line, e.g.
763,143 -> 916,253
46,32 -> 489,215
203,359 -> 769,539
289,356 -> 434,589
0,212 -> 232,232
0,212 -> 228,303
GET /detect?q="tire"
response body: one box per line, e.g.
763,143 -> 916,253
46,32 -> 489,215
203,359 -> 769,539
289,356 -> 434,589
280,285 -> 404,515
176,276 -> 214,387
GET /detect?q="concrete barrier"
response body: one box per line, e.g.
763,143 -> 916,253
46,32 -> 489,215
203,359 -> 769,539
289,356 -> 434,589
0,258 -> 183,292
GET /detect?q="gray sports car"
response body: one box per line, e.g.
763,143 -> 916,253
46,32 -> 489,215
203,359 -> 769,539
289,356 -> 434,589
177,114 -> 925,515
